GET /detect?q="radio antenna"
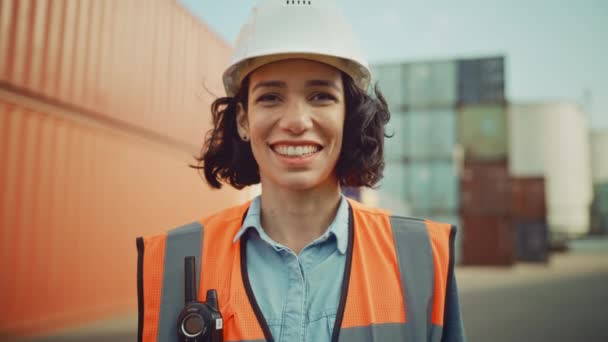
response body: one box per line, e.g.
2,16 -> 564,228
184,256 -> 197,304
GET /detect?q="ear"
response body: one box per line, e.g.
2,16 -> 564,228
236,102 -> 249,140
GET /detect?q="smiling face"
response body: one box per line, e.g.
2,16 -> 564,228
236,59 -> 346,192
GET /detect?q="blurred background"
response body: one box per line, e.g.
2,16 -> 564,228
0,0 -> 606,341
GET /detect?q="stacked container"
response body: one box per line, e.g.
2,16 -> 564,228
372,60 -> 461,263
456,56 -> 514,265
590,130 -> 608,235
460,160 -> 514,265
511,178 -> 549,262
372,55 -> 593,266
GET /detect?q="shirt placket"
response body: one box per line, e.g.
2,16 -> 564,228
279,249 -> 307,342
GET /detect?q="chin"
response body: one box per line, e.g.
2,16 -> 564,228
277,177 -> 321,191
272,172 -> 336,192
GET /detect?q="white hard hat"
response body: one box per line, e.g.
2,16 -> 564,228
223,0 -> 371,96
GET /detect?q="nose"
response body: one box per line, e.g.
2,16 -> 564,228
278,98 -> 313,135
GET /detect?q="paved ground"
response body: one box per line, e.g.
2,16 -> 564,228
460,268 -> 608,342
10,238 -> 608,342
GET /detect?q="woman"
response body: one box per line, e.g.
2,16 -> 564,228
137,1 -> 465,341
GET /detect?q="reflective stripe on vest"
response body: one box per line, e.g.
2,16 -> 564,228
137,199 -> 454,342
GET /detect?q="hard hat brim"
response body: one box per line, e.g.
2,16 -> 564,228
223,52 -> 371,97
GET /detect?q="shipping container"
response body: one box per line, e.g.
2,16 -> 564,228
460,159 -> 511,215
0,0 -> 243,335
515,221 -> 549,263
402,60 -> 456,109
591,130 -> 608,183
458,104 -> 508,160
407,161 -> 433,212
406,108 -> 456,160
457,56 -> 505,105
0,0 -> 231,151
381,161 -> 408,201
461,214 -> 514,266
374,165 -> 412,217
0,95 -> 247,336
380,160 -> 459,216
370,63 -> 403,111
374,189 -> 412,217
385,110 -> 407,161
407,160 -> 459,215
511,177 -> 546,221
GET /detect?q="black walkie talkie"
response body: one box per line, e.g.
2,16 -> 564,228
177,256 -> 223,342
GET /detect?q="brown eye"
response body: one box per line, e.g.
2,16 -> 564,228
310,92 -> 337,102
256,94 -> 282,105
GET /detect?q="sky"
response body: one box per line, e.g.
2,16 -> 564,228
180,0 -> 608,130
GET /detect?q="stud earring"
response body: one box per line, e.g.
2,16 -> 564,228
241,134 -> 249,142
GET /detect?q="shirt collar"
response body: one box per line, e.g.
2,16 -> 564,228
233,195 -> 349,254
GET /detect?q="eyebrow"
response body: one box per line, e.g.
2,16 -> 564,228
305,79 -> 341,91
251,81 -> 287,92
251,79 -> 341,92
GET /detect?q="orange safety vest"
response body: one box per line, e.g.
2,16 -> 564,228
137,199 -> 455,342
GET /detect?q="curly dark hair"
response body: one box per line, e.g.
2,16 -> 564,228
192,72 -> 391,189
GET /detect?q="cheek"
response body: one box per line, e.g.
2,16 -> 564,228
330,109 -> 346,144
249,122 -> 269,146
246,112 -> 266,138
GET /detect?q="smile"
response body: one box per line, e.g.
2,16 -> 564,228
271,144 -> 322,158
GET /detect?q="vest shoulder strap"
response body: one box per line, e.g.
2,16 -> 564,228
137,221 -> 204,342
389,215 -> 454,341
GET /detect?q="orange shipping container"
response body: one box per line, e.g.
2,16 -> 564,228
0,92 -> 247,336
0,0 -> 230,150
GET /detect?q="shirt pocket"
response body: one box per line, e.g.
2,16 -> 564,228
307,310 -> 337,340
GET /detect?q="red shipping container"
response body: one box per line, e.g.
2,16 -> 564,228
461,214 -> 515,266
460,159 -> 511,215
511,177 -> 546,221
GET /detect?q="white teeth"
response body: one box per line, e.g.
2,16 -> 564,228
273,145 -> 320,157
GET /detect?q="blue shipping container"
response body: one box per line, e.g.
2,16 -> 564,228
403,61 -> 457,109
407,109 -> 456,160
406,160 -> 459,214
371,63 -> 404,111
515,221 -> 549,262
457,56 -> 505,105
381,161 -> 408,201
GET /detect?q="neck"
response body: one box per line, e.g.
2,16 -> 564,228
259,180 -> 342,254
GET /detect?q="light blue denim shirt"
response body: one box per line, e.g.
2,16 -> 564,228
233,195 -> 349,342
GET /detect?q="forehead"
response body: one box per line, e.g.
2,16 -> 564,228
249,59 -> 342,85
